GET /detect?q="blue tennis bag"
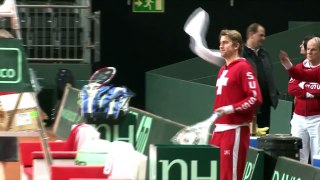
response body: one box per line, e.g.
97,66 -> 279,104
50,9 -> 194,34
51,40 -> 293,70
80,83 -> 135,119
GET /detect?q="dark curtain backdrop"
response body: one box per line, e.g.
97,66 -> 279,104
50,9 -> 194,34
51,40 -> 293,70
92,0 -> 320,109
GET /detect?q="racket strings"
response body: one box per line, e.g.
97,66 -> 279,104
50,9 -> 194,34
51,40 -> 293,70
89,67 -> 116,87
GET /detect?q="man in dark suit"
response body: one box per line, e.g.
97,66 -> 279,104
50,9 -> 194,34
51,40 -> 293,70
242,23 -> 279,134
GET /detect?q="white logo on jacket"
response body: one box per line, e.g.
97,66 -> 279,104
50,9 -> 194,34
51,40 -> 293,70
216,70 -> 228,95
234,71 -> 258,111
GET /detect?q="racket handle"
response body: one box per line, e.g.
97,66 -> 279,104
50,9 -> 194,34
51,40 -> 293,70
214,112 -> 221,117
208,112 -> 221,123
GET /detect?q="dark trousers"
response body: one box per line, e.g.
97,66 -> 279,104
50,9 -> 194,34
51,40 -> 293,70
256,103 -> 271,131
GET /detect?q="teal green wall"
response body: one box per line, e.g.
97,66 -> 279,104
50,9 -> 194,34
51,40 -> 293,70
270,100 -> 292,134
264,22 -> 320,64
146,71 -> 215,125
29,63 -> 91,89
148,57 -> 220,81
146,57 -> 219,125
29,63 -> 91,118
288,21 -> 319,30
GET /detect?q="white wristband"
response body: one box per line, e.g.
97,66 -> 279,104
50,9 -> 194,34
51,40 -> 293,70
306,92 -> 315,98
223,105 -> 234,114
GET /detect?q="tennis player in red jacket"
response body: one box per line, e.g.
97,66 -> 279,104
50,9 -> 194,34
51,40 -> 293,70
280,37 -> 320,83
210,29 -> 262,180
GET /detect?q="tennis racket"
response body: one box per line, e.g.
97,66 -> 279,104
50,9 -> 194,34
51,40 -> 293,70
89,67 -> 116,88
171,112 -> 220,145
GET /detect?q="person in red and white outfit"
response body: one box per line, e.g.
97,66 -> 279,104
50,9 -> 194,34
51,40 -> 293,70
209,29 -> 262,180
280,37 -> 320,83
282,36 -> 320,164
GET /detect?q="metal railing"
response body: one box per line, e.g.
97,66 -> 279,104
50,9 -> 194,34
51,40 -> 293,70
0,0 -> 99,63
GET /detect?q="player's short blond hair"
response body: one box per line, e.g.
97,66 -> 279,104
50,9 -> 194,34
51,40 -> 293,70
219,29 -> 243,55
0,29 -> 13,38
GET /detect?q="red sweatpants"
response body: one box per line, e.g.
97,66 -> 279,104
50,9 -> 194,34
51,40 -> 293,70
210,126 -> 250,180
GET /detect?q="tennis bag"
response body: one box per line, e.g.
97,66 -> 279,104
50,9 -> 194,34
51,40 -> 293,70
79,83 -> 135,119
